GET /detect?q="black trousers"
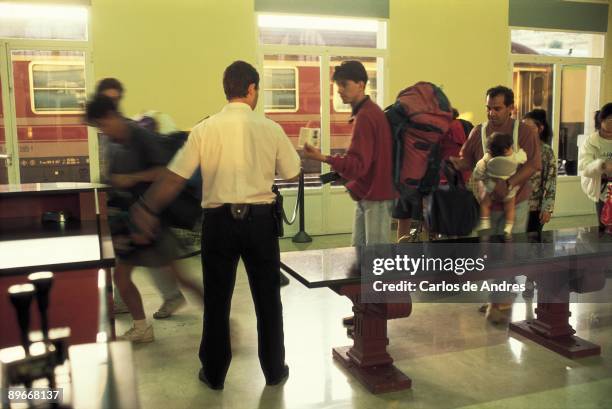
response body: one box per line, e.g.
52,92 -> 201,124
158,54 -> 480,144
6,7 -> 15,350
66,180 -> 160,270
199,205 -> 285,385
596,199 -> 606,232
527,210 -> 543,234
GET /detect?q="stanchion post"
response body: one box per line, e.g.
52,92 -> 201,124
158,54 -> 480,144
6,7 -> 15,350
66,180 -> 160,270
292,170 -> 312,243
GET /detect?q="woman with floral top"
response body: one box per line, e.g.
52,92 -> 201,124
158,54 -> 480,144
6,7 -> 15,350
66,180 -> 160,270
523,109 -> 557,233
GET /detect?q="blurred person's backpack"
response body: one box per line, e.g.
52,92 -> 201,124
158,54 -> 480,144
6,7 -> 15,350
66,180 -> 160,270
155,131 -> 202,230
123,128 -> 202,231
385,82 -> 454,197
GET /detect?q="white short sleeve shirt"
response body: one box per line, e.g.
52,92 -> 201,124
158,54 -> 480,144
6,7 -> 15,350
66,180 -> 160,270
168,102 -> 301,208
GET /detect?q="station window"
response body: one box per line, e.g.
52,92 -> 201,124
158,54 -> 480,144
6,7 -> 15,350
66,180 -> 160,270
511,29 -> 605,58
0,3 -> 88,41
259,13 -> 386,189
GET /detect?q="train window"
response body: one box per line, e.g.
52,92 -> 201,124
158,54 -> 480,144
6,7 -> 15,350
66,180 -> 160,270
264,67 -> 299,112
511,29 -> 605,58
0,3 -> 88,41
29,62 -> 86,114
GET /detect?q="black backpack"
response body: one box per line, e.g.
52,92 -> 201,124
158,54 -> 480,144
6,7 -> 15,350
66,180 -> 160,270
155,131 -> 202,230
423,161 -> 480,236
458,118 -> 474,138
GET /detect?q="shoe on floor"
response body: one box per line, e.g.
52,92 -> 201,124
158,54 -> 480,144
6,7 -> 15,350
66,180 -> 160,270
266,365 -> 289,386
153,294 -> 187,319
117,324 -> 154,343
198,368 -> 224,390
485,303 -> 513,325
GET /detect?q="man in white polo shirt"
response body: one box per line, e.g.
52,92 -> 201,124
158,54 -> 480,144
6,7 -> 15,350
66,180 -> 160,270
131,61 -> 301,389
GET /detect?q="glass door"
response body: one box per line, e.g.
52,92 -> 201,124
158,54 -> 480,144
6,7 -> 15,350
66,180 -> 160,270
264,53 -> 323,188
0,64 -> 8,184
0,42 -> 13,183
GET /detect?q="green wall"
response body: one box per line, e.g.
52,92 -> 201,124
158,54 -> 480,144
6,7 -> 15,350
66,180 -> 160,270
389,0 -> 510,124
89,0 -> 612,127
91,0 -> 257,129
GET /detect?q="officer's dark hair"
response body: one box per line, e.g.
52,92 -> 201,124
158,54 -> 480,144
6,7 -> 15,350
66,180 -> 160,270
332,60 -> 368,85
487,132 -> 514,157
223,61 -> 259,100
85,94 -> 119,124
486,85 -> 514,107
95,77 -> 124,97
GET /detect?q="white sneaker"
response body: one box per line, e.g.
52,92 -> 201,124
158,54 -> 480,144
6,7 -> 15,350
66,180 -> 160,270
153,295 -> 187,319
477,218 -> 491,231
118,324 -> 154,343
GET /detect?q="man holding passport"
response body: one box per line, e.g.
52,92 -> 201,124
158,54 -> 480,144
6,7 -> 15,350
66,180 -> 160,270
303,60 -> 395,246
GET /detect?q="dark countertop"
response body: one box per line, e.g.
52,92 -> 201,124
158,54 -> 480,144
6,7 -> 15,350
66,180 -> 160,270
0,217 -> 115,276
280,227 -> 612,288
0,182 -> 111,197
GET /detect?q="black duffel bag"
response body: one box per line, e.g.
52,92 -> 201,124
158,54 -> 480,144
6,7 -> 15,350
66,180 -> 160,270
423,160 -> 480,236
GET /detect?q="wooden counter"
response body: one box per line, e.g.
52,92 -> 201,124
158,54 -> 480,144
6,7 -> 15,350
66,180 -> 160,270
0,183 -> 115,349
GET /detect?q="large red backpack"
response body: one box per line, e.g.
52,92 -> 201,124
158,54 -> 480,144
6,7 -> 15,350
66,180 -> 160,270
385,82 -> 453,195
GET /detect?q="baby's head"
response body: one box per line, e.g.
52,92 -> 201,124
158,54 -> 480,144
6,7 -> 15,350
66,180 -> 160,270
487,132 -> 513,157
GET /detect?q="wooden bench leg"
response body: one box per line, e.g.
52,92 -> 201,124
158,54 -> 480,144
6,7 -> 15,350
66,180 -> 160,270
332,284 -> 412,394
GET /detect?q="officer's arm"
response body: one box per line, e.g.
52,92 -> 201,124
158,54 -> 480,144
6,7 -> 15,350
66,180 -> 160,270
141,169 -> 187,214
130,169 -> 187,239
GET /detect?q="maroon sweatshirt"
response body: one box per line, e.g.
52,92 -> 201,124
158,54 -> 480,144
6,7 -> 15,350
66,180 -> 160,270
326,97 -> 396,201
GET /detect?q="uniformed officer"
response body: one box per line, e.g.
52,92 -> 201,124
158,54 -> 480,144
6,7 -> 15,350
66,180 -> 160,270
131,61 -> 301,389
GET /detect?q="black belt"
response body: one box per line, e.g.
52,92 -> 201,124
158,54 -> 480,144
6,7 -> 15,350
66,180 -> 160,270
204,203 -> 274,220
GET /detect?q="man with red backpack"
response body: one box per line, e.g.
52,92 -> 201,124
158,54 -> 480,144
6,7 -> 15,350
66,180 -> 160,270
303,61 -> 395,246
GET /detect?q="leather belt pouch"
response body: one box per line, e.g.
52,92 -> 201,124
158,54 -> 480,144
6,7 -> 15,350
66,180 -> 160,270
230,204 -> 250,220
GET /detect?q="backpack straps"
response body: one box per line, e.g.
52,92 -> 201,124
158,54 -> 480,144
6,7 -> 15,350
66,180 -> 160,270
480,122 -> 488,154
512,118 -> 519,151
480,119 -> 520,154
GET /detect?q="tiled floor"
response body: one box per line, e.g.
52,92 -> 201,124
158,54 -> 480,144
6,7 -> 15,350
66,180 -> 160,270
117,214 -> 612,409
